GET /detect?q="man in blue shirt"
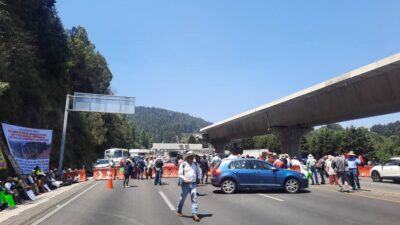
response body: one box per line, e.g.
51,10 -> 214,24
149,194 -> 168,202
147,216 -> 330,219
347,151 -> 361,191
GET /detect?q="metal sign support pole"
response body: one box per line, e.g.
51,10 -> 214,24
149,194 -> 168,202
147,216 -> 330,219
58,95 -> 71,176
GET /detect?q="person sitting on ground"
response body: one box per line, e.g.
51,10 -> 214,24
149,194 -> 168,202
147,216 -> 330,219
4,177 -> 22,205
15,177 -> 32,201
26,170 -> 40,195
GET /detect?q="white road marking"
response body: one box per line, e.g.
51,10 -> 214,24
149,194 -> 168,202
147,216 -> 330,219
31,181 -> 101,225
159,191 -> 176,211
258,194 -> 285,202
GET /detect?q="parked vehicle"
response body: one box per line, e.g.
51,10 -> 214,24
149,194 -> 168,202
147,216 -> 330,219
94,158 -> 113,169
370,157 -> 400,183
211,158 -> 308,194
104,148 -> 129,165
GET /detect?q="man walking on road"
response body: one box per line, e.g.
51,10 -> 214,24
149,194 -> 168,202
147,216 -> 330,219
154,156 -> 164,185
347,151 -> 361,191
333,153 -> 350,192
317,156 -> 327,184
199,155 -> 210,184
177,151 -> 202,222
123,161 -> 133,188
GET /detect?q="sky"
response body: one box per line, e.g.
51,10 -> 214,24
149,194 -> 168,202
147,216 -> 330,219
56,0 -> 400,128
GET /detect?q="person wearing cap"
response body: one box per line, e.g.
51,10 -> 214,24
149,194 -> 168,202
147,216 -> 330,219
177,151 -> 202,222
347,151 -> 361,191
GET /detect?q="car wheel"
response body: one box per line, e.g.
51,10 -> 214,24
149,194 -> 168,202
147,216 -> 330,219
284,178 -> 300,193
371,171 -> 382,182
221,179 -> 236,194
393,178 -> 400,184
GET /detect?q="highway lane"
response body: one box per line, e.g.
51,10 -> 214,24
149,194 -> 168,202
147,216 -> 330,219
31,178 -> 400,225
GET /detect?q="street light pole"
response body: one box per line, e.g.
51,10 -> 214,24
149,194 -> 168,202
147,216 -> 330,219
58,95 -> 71,176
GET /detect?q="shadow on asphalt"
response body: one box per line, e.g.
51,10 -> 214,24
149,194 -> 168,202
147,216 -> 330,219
196,193 -> 208,197
128,185 -> 138,188
212,189 -> 311,195
181,214 -> 213,219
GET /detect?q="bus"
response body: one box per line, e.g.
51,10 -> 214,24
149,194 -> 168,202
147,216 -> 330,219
104,148 -> 129,165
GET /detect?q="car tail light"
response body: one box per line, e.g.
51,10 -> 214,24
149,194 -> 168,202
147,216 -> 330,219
212,168 -> 221,176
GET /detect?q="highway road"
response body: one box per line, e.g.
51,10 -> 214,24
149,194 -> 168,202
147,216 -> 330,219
26,177 -> 400,225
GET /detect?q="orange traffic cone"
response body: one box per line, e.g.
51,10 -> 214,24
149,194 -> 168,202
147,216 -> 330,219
106,178 -> 113,189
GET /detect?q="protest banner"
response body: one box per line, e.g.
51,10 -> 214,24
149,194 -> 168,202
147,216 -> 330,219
1,123 -> 53,174
0,146 -> 7,170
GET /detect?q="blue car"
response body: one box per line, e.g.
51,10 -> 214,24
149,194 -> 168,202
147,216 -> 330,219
211,158 -> 308,194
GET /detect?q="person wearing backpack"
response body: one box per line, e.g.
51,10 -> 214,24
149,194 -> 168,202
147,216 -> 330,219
306,154 -> 319,185
123,161 -> 133,188
177,151 -> 202,222
154,156 -> 164,185
137,156 -> 146,180
316,156 -> 327,184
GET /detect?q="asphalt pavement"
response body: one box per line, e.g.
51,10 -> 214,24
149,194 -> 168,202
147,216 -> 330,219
22,177 -> 400,225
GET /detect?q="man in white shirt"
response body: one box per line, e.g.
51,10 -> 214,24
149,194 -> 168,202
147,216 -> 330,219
177,151 -> 202,222
210,154 -> 221,167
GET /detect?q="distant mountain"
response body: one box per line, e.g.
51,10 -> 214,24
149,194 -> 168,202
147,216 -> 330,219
130,106 -> 212,143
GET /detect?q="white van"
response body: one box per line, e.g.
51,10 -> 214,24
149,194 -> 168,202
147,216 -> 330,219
104,148 -> 129,165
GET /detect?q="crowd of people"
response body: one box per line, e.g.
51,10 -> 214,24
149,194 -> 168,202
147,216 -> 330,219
227,150 -> 365,192
0,166 -> 80,211
203,150 -> 365,193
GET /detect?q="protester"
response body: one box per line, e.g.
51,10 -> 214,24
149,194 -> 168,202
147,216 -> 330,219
325,155 -> 338,185
306,154 -> 319,185
316,156 -> 327,184
227,152 -> 239,159
291,156 -> 301,166
210,154 -> 221,167
273,156 -> 285,169
137,156 -> 146,180
147,156 -> 154,179
26,170 -> 40,194
347,151 -> 361,191
123,161 -> 134,188
280,155 -> 289,169
177,151 -> 202,222
4,177 -> 22,204
154,155 -> 164,185
199,155 -> 210,184
333,153 -> 350,192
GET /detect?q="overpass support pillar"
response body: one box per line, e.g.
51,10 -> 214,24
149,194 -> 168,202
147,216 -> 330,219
272,126 -> 311,159
209,139 -> 228,154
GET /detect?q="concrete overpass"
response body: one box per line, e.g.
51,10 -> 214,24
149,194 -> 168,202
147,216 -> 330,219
200,53 -> 400,158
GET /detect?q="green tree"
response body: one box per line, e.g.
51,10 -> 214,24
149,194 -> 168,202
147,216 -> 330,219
187,135 -> 197,144
253,134 -> 280,152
